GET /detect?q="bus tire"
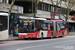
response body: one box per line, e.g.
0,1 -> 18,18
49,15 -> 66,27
62,32 -> 64,37
41,33 -> 43,39
51,33 -> 53,39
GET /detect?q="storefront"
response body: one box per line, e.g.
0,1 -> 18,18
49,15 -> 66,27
68,16 -> 75,32
51,12 -> 60,20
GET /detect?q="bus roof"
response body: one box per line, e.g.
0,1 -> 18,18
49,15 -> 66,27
19,16 -> 47,20
32,18 -> 47,20
43,20 -> 53,24
0,12 -> 8,16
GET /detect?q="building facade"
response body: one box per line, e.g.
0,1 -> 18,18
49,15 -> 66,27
0,0 -> 23,14
9,0 -> 75,32
0,0 -> 75,33
9,0 -> 75,19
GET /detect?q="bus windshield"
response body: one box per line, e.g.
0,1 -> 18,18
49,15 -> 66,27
19,19 -> 36,33
0,15 -> 8,31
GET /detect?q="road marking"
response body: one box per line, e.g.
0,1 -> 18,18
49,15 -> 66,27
0,36 -> 75,46
17,40 -> 75,50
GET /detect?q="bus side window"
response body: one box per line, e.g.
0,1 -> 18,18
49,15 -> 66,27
37,20 -> 42,31
50,23 -> 53,31
42,23 -> 48,30
60,24 -> 65,30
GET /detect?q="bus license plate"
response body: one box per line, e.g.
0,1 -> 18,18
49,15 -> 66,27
25,37 -> 28,38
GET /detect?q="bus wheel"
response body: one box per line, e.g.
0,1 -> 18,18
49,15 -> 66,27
41,33 -> 43,39
62,32 -> 64,37
51,33 -> 53,39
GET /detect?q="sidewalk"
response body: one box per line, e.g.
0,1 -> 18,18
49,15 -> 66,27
8,34 -> 19,40
67,32 -> 75,36
0,34 -> 22,44
0,34 -> 19,42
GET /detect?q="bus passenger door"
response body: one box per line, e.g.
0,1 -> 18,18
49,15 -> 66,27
56,24 -> 60,36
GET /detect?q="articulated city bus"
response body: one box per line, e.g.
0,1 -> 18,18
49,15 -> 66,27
0,12 -> 9,40
16,18 -> 67,39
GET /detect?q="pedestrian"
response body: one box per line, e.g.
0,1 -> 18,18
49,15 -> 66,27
14,24 -> 19,35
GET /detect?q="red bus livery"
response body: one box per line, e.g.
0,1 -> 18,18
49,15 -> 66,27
18,18 -> 67,39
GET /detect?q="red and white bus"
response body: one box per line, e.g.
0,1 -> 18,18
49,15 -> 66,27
17,18 -> 67,39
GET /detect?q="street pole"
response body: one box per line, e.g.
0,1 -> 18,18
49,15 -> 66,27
32,0 -> 33,17
67,0 -> 69,34
8,0 -> 15,36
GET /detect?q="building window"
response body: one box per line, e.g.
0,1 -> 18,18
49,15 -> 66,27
61,8 -> 66,14
2,0 -> 6,3
42,3 -> 43,10
37,3 -> 51,12
51,6 -> 54,12
45,4 -> 48,11
43,4 -> 46,11
43,4 -> 48,11
48,5 -> 50,12
57,7 -> 60,14
37,3 -> 42,10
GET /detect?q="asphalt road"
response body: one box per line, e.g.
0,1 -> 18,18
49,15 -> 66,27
0,36 -> 75,50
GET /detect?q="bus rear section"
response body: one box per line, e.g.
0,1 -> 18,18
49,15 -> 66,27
55,21 -> 67,37
50,20 -> 67,37
0,13 -> 9,40
18,19 -> 54,39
